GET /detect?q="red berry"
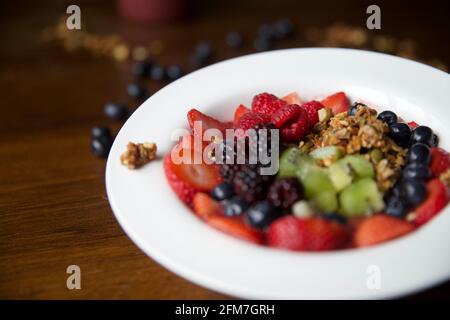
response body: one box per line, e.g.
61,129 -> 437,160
301,100 -> 324,128
430,147 -> 450,177
268,216 -> 348,251
282,92 -> 302,105
320,92 -> 349,115
252,92 -> 287,115
413,178 -> 449,226
236,111 -> 271,131
408,121 -> 419,129
271,105 -> 309,142
354,215 -> 415,247
187,108 -> 230,139
193,192 -> 223,220
207,216 -> 265,244
271,104 -> 302,128
163,154 -> 197,207
233,104 -> 250,127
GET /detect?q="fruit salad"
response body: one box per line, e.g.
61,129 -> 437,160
163,91 -> 450,251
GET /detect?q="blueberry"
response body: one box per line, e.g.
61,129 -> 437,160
348,103 -> 358,116
127,83 -> 147,99
245,200 -> 276,229
195,42 -> 212,59
166,65 -> 184,81
210,182 -> 235,201
91,136 -> 112,158
91,126 -> 112,139
388,123 -> 411,146
225,31 -> 244,48
407,143 -> 431,165
222,196 -> 248,217
377,110 -> 397,125
258,24 -> 276,40
402,179 -> 427,206
321,213 -> 347,225
385,196 -> 406,218
149,64 -> 166,81
410,125 -> 433,146
254,36 -> 271,52
273,19 -> 294,38
402,163 -> 431,180
131,60 -> 152,77
104,102 -> 128,121
430,134 -> 439,147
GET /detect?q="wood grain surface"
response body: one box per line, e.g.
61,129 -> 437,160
0,0 -> 449,299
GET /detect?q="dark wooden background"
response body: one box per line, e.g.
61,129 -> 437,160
0,0 -> 449,299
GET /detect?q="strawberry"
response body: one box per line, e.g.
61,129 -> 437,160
301,100 -> 324,128
413,178 -> 449,226
271,105 -> 309,142
236,111 -> 271,131
233,104 -> 250,127
187,108 -> 229,139
282,92 -> 302,105
320,92 -> 350,115
408,121 -> 419,129
251,92 -> 287,115
193,192 -> 223,220
271,104 -> 302,128
163,154 -> 197,207
267,216 -> 349,251
430,147 -> 450,177
354,215 -> 415,247
207,216 -> 265,244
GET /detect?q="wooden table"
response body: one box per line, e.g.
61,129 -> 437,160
1,0 -> 449,299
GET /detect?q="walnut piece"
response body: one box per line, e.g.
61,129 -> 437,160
120,142 -> 157,169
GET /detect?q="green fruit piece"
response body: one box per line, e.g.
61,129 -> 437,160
339,178 -> 384,217
329,162 -> 353,191
313,191 -> 338,213
297,165 -> 336,199
310,146 -> 343,162
292,200 -> 315,218
338,155 -> 375,179
278,147 -> 313,178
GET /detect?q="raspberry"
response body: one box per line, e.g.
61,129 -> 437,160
302,101 -> 324,128
267,178 -> 303,210
236,111 -> 271,131
271,104 -> 302,128
252,92 -> 287,115
233,165 -> 274,203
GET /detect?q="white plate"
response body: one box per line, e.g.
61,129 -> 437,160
106,48 -> 450,299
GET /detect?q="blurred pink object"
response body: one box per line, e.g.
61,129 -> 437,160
118,0 -> 188,23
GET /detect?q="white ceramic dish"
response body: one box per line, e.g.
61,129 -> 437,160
106,48 -> 450,299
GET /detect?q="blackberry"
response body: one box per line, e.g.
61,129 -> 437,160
217,138 -> 249,165
220,163 -> 242,184
233,165 -> 274,203
267,177 -> 303,210
248,123 -> 278,166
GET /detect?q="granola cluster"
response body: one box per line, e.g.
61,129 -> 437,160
120,142 -> 157,169
300,105 -> 407,191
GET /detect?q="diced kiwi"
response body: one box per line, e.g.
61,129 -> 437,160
296,165 -> 336,199
278,147 -> 313,178
329,162 -> 353,191
337,155 -> 375,179
309,146 -> 343,161
339,178 -> 384,217
313,191 -> 338,213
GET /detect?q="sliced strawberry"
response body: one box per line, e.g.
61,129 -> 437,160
207,216 -> 265,244
233,104 -> 250,127
282,92 -> 302,105
354,215 -> 415,247
408,121 -> 419,129
163,154 -> 197,207
193,192 -> 223,220
413,178 -> 449,226
301,100 -> 324,128
271,104 -> 302,128
430,147 -> 450,177
270,105 -> 309,143
251,92 -> 287,115
187,108 -> 229,139
236,111 -> 272,131
320,92 -> 350,115
267,216 -> 349,251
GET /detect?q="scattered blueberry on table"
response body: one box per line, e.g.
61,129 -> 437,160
104,102 -> 128,121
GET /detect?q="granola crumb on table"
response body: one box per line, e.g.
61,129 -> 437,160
300,104 -> 407,191
120,142 -> 157,169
